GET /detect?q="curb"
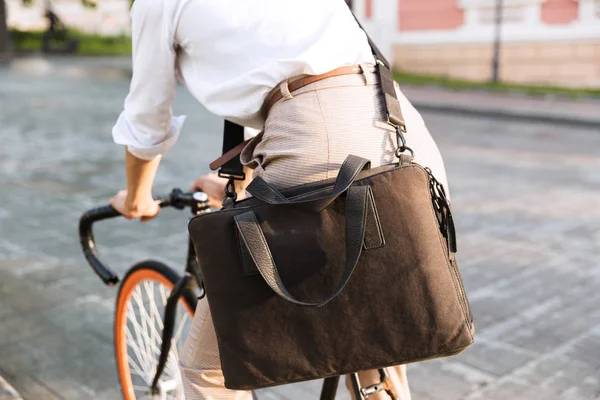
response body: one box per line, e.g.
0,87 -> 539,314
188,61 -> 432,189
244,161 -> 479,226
0,376 -> 22,400
412,101 -> 600,130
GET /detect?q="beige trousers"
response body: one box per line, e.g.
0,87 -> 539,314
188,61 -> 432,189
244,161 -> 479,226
181,67 -> 448,400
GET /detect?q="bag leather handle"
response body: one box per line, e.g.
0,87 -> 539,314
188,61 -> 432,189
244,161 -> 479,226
246,155 -> 371,211
234,185 -> 369,307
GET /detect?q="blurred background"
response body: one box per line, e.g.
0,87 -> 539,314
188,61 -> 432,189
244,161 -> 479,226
0,1 -> 599,400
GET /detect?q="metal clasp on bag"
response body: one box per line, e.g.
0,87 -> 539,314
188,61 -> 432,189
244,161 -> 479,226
219,170 -> 246,206
386,119 -> 414,159
221,177 -> 240,206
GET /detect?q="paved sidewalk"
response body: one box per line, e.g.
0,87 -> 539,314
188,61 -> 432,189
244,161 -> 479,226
401,84 -> 600,128
12,55 -> 599,127
1,57 -> 600,400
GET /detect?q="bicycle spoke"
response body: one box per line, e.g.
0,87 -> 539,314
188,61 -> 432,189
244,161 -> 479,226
133,285 -> 164,370
128,365 -> 149,381
145,280 -> 165,330
128,359 -> 150,383
143,282 -> 169,372
127,304 -> 163,368
159,284 -> 169,308
125,327 -> 155,381
173,312 -> 189,345
142,283 -> 167,356
133,287 -> 154,373
141,282 -> 159,367
127,301 -> 153,379
146,281 -> 167,341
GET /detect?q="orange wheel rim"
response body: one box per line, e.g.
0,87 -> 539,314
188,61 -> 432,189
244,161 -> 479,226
115,269 -> 193,400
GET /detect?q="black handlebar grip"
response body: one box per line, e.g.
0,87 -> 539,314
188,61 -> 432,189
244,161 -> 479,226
78,190 -> 203,286
78,205 -> 122,285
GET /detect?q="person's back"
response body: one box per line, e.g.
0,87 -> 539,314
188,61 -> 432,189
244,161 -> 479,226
113,0 -> 375,159
110,1 -> 448,398
176,0 -> 375,128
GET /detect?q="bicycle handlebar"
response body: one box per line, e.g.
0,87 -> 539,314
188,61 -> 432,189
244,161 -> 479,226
78,189 -> 209,286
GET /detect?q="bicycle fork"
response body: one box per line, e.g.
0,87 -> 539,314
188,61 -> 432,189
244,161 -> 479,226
151,272 -> 195,396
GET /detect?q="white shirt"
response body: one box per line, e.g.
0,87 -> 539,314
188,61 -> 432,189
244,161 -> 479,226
112,0 -> 375,160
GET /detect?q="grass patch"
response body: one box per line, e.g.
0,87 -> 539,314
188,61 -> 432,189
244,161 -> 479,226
10,29 -> 131,56
394,71 -> 600,99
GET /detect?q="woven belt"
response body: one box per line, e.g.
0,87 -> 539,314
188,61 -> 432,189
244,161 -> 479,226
261,64 -> 376,119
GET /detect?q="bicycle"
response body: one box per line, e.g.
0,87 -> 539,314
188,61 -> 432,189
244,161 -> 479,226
79,188 -> 401,400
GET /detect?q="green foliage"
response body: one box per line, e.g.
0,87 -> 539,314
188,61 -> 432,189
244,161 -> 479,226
10,29 -> 131,55
394,71 -> 600,99
81,0 -> 97,9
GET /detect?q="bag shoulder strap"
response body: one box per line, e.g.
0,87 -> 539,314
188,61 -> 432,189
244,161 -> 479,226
217,120 -> 246,180
348,9 -> 406,133
350,10 -> 389,69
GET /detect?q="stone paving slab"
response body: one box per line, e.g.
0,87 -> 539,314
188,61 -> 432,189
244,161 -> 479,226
1,57 -> 600,399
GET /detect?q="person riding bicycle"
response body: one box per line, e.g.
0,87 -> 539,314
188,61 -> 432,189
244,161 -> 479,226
110,0 -> 449,398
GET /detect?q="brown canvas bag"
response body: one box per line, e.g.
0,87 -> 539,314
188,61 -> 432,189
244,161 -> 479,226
188,9 -> 474,390
189,155 -> 474,390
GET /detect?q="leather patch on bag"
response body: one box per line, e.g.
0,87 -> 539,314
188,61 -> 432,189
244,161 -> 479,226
363,187 -> 385,250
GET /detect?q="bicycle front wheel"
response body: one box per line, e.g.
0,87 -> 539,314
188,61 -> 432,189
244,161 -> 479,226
115,261 -> 197,400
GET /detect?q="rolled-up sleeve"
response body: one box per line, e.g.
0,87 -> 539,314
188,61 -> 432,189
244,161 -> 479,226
112,0 -> 186,160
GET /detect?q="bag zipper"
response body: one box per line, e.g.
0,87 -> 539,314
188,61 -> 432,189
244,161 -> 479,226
425,168 -> 473,326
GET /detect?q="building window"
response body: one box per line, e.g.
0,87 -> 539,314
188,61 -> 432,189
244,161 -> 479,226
459,0 -> 546,26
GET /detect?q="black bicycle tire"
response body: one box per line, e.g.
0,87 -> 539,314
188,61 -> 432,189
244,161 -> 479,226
119,260 -> 198,310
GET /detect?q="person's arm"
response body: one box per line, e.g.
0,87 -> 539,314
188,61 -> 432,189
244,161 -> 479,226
110,0 -> 184,220
110,150 -> 161,220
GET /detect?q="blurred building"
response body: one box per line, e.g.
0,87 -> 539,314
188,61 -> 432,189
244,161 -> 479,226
352,0 -> 600,87
7,0 -> 131,36
7,0 -> 599,87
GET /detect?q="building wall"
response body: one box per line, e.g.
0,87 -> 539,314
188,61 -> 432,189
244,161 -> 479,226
393,41 -> 599,86
541,0 -> 579,24
357,0 -> 600,87
399,0 -> 464,31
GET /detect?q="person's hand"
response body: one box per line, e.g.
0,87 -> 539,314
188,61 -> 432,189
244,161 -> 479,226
109,190 -> 160,222
191,173 -> 228,208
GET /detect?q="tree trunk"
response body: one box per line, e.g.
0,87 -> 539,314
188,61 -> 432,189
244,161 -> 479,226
0,0 -> 10,61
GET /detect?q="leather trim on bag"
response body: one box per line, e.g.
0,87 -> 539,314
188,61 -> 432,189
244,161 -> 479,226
363,187 -> 385,250
235,222 -> 259,275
